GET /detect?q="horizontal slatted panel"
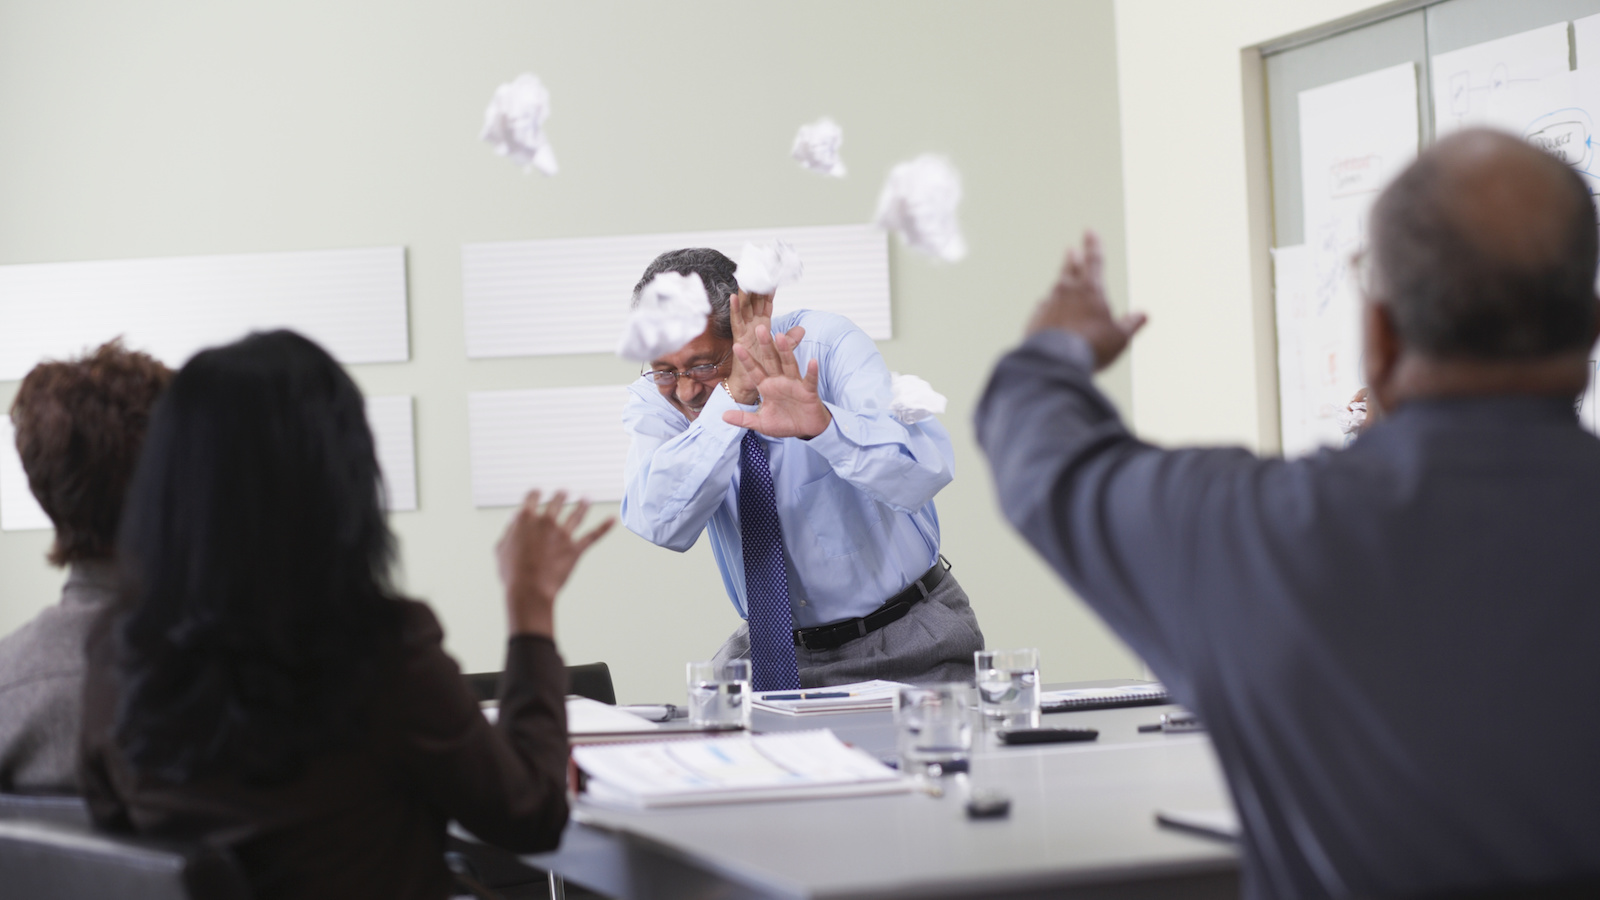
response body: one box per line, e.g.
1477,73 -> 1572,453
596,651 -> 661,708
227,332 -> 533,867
0,418 -> 50,532
468,385 -> 631,506
462,224 -> 890,358
367,396 -> 418,513
0,246 -> 409,380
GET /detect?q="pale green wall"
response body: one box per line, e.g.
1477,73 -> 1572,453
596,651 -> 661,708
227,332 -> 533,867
0,0 -> 1142,702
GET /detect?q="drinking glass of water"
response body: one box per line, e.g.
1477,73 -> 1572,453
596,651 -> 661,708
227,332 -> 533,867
896,683 -> 974,777
974,648 -> 1041,729
686,659 -> 751,729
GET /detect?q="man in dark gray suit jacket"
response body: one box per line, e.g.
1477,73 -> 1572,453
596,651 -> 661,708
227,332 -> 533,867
976,129 -> 1600,899
0,341 -> 169,792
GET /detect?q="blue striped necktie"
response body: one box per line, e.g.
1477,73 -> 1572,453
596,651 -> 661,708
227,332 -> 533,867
739,431 -> 802,691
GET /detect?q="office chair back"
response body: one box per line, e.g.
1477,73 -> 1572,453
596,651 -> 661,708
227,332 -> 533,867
0,817 -> 252,900
566,662 -> 616,705
464,661 -> 616,706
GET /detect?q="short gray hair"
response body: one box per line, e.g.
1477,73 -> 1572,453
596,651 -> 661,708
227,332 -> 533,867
631,248 -> 739,341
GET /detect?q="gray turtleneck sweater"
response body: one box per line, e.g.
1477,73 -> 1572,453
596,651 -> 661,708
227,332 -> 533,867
0,559 -> 117,791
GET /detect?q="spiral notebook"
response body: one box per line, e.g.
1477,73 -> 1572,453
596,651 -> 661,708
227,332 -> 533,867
1040,682 -> 1169,713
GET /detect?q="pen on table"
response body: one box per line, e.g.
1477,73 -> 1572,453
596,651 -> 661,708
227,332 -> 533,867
1138,713 -> 1204,733
617,704 -> 683,722
762,691 -> 852,701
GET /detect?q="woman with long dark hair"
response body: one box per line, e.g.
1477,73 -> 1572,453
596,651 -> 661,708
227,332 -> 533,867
79,330 -> 611,899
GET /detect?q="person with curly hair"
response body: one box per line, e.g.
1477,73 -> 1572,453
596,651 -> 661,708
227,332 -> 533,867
0,339 -> 171,792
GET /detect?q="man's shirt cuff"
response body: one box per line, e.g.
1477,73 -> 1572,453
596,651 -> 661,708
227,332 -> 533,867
800,402 -> 858,461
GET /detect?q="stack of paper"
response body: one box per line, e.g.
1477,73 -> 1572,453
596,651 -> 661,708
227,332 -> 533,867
574,730 -> 911,809
482,696 -> 665,743
751,680 -> 908,716
1040,683 -> 1169,713
566,696 -> 664,737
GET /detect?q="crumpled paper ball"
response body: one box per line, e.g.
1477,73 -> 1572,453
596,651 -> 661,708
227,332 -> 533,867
616,272 -> 711,362
889,373 -> 948,425
481,73 -> 559,176
791,117 -> 847,177
874,154 -> 967,262
1336,399 -> 1368,435
735,241 -> 804,295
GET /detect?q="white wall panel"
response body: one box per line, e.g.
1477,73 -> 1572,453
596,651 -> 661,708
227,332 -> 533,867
3,397 -> 419,533
468,385 -> 631,506
367,395 -> 418,513
0,418 -> 51,532
462,224 -> 890,359
0,246 -> 409,379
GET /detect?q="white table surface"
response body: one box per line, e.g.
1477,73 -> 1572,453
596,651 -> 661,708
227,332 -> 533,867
525,682 -> 1240,900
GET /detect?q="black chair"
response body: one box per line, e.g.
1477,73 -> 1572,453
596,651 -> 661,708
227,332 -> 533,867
0,816 -> 251,900
565,662 -> 616,705
465,662 -> 616,706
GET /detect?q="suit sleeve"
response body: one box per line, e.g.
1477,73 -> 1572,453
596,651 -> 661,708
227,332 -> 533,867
395,603 -> 569,853
973,330 -> 1269,698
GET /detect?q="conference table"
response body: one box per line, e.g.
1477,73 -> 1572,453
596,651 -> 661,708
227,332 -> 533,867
524,682 -> 1240,900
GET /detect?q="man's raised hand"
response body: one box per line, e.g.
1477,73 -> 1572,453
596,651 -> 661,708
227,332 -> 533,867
725,290 -> 778,404
1026,230 -> 1147,371
721,327 -> 833,440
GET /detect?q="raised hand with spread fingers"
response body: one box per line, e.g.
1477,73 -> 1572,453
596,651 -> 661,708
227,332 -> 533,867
496,489 -> 615,638
724,290 -> 802,407
720,326 -> 833,440
1026,230 -> 1148,371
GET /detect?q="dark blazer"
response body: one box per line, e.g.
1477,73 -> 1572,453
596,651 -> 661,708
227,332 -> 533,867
977,330 -> 1600,900
80,600 -> 569,900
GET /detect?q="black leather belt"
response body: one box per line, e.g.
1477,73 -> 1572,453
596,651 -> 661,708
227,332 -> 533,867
793,557 -> 951,652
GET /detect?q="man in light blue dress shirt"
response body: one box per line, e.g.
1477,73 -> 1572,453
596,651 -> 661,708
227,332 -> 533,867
621,248 -> 984,686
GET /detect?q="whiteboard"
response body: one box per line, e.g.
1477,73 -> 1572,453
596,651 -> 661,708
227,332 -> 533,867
1270,7 -> 1600,451
462,223 -> 890,359
1282,62 -> 1419,456
0,246 -> 409,379
1431,23 -> 1572,137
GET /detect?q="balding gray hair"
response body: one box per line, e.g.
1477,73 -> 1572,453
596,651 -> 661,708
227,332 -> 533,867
1369,130 -> 1598,359
632,248 -> 739,342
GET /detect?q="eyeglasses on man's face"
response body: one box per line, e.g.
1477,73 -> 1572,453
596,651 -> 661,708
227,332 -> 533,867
641,353 -> 730,386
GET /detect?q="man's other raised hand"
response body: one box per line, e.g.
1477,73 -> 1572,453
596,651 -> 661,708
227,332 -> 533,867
721,327 -> 833,440
1026,230 -> 1147,371
725,290 -> 794,406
